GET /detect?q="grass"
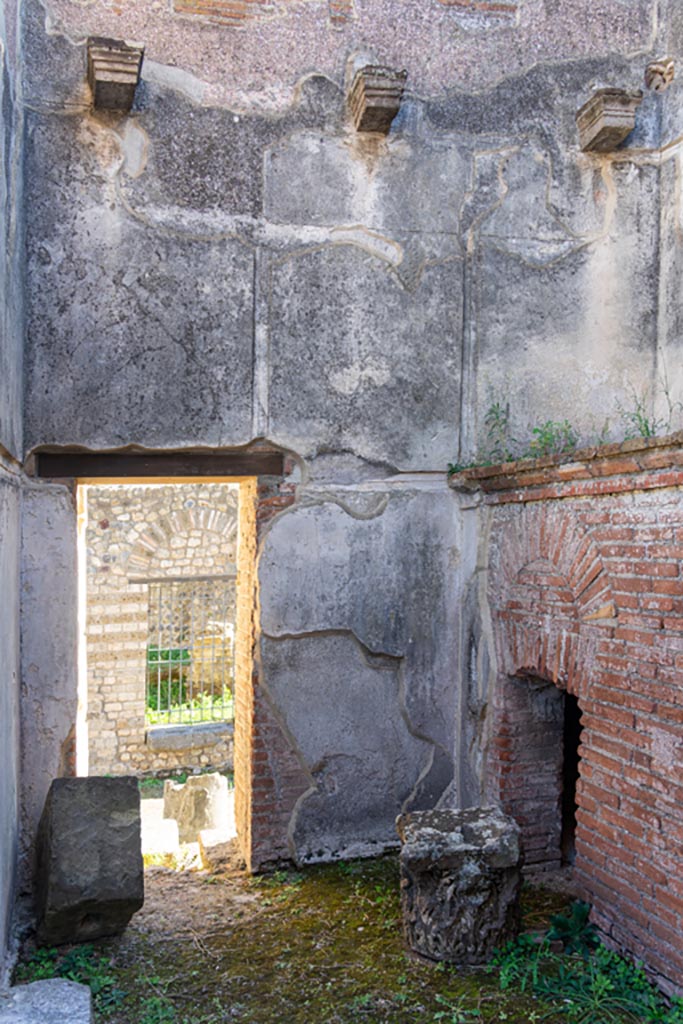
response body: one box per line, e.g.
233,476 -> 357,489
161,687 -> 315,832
13,860 -> 678,1024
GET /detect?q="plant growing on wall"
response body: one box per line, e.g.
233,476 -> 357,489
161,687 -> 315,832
527,419 -> 579,458
484,400 -> 516,463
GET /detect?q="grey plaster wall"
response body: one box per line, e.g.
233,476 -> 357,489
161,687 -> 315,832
656,8 -> 683,426
15,0 -> 683,871
0,0 -> 23,462
0,0 -> 23,982
0,464 -> 21,983
22,1 -> 683,463
19,482 -> 78,890
258,478 -> 463,863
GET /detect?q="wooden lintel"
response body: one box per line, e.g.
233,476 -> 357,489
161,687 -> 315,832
35,450 -> 284,479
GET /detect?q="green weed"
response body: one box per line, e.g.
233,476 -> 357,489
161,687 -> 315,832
491,906 -> 683,1024
15,944 -> 126,1016
484,400 -> 516,463
527,419 -> 579,457
546,900 -> 598,954
617,389 -> 666,439
433,992 -> 482,1021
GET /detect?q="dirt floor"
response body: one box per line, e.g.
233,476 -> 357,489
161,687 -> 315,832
16,855 -> 578,1024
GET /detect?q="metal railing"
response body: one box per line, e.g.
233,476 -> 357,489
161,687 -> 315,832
144,574 -> 236,726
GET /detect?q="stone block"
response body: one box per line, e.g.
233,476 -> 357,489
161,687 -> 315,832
87,38 -> 144,111
645,57 -> 675,93
198,829 -> 242,871
0,980 -> 92,1024
163,773 -> 230,843
146,721 -> 233,753
396,807 -> 522,964
35,777 -> 144,946
348,65 -> 407,133
576,88 -> 642,152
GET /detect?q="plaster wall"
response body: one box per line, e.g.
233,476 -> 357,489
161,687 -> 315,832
256,476 -> 463,865
19,482 -> 78,889
0,463 -> 21,983
0,0 -> 23,462
22,0 -> 682,463
15,0 -> 683,888
0,0 -> 23,981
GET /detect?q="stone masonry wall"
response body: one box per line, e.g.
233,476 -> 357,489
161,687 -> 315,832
84,482 -> 238,777
451,435 -> 683,996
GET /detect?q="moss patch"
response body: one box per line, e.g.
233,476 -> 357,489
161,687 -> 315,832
16,857 -> 572,1023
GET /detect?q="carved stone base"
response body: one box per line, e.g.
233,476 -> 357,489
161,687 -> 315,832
396,807 -> 523,964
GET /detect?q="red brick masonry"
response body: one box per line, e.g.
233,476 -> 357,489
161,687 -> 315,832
173,0 -> 355,26
450,432 -> 683,995
233,465 -> 306,873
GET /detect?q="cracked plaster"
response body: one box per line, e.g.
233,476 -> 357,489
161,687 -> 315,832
40,0 -> 658,112
257,482 -> 463,860
14,0 -> 683,890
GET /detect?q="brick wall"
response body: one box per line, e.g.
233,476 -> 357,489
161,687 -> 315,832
438,0 -> 517,12
452,434 -> 683,995
173,0 -> 356,28
171,0 -> 519,28
233,464 -> 309,872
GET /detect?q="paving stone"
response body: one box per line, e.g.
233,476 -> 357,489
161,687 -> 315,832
0,979 -> 92,1023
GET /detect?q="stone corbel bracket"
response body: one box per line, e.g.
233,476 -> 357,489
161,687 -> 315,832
87,37 -> 145,112
348,65 -> 408,134
576,88 -> 643,153
645,57 -> 675,93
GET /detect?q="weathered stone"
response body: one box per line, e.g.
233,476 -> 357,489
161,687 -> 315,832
645,57 -> 675,93
268,246 -> 462,467
146,722 -> 233,754
0,980 -> 92,1024
35,778 -> 144,945
198,829 -> 241,871
163,773 -> 230,843
396,807 -> 523,964
87,37 -> 144,111
576,88 -> 642,152
348,65 -> 407,133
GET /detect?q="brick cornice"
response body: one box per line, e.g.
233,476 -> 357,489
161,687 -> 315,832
448,431 -> 683,504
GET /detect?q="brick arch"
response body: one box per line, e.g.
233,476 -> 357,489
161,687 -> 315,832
486,505 -> 615,871
491,505 -> 614,699
126,503 -> 238,577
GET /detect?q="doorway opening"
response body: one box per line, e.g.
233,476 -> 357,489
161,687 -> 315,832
560,691 -> 583,866
76,479 -> 244,858
499,676 -> 583,873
